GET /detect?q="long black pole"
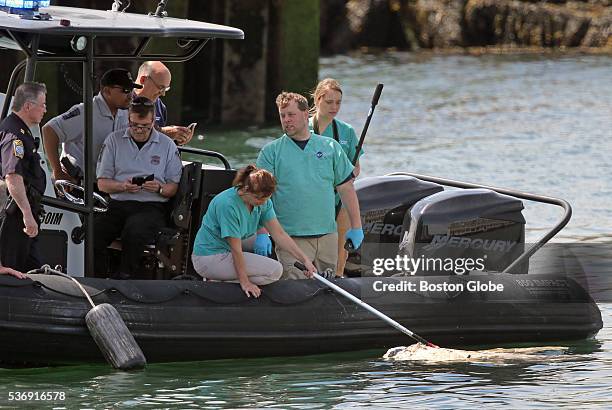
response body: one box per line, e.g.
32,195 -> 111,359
351,83 -> 383,165
342,83 -> 384,250
294,262 -> 438,347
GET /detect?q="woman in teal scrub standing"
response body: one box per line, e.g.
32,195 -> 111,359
310,78 -> 363,277
191,165 -> 316,298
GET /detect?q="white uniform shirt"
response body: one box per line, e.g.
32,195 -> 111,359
96,127 -> 183,202
46,92 -> 128,172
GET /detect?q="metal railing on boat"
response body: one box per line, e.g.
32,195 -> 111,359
386,172 -> 572,273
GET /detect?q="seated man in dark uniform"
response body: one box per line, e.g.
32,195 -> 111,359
0,82 -> 47,272
94,97 -> 183,279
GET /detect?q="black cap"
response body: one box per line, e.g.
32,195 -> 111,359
100,68 -> 142,90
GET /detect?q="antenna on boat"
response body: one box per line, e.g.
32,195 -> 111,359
151,0 -> 169,18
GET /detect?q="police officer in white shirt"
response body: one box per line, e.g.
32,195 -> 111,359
42,68 -> 140,183
94,96 -> 183,279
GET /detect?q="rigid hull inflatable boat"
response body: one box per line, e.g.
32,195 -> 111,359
0,4 -> 602,366
0,272 -> 602,365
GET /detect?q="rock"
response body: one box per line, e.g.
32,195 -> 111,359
321,0 -> 611,51
464,0 -> 612,47
405,0 -> 467,48
581,5 -> 612,46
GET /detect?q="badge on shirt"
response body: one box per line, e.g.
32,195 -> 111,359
13,139 -> 24,159
151,155 -> 160,165
316,151 -> 324,159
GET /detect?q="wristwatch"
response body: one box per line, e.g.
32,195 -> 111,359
158,185 -> 163,195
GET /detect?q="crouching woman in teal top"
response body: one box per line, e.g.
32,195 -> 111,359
191,165 -> 317,298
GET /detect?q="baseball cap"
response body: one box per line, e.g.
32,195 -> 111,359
100,68 -> 143,91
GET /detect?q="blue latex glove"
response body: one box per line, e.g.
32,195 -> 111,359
345,228 -> 364,250
254,233 -> 272,256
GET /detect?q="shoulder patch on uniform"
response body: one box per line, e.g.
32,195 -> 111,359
13,139 -> 24,159
62,107 -> 81,120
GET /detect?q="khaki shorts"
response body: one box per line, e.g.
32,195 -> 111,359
276,233 -> 338,280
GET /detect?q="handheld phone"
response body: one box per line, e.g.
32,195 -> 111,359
132,174 -> 154,186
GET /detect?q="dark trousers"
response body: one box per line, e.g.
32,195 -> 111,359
0,209 -> 42,272
94,200 -> 167,277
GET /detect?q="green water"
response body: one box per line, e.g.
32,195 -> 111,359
2,53 -> 611,408
1,320 -> 610,408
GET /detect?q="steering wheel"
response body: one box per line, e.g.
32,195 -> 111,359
54,180 -> 108,213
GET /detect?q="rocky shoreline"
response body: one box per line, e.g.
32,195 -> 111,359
321,0 -> 611,54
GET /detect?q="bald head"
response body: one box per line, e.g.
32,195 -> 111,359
136,61 -> 171,101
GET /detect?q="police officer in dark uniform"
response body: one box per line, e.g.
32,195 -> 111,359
0,82 -> 47,272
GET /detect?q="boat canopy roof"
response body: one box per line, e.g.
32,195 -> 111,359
0,6 -> 244,39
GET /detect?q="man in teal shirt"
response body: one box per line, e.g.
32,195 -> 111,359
256,92 -> 364,279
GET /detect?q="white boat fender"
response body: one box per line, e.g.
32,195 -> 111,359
37,265 -> 147,370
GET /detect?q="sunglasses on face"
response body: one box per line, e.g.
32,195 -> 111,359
110,86 -> 132,94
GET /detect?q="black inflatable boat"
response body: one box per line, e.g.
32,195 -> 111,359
0,272 -> 602,366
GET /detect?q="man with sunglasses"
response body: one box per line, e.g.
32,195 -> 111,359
42,68 -> 141,184
94,96 -> 183,279
132,61 -> 194,145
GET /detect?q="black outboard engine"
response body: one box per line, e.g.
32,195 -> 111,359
399,189 -> 526,275
345,176 -> 443,275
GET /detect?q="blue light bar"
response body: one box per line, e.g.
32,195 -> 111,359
0,1 -> 50,10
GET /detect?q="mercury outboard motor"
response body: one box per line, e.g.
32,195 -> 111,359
346,176 -> 443,275
399,189 -> 526,275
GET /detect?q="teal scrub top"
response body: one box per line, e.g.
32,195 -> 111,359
309,117 -> 364,164
193,187 -> 276,256
256,132 -> 354,236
